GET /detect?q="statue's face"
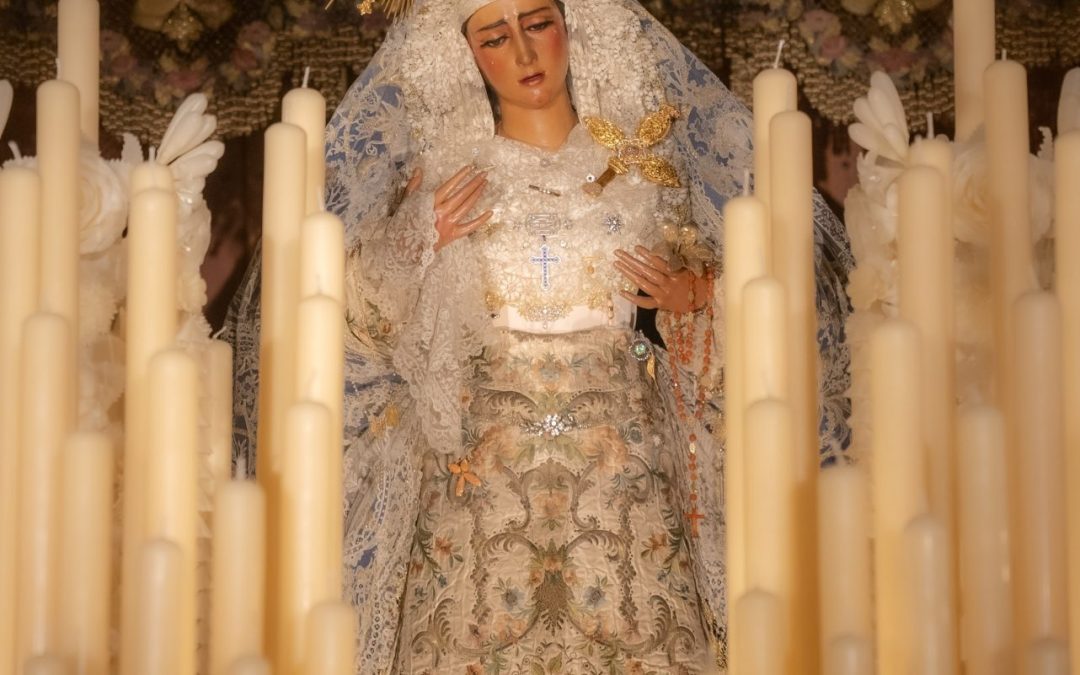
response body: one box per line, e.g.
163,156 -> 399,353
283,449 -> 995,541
464,0 -> 570,113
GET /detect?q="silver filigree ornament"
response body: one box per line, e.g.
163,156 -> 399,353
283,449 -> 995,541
604,213 -> 623,234
629,332 -> 652,361
524,413 -> 578,438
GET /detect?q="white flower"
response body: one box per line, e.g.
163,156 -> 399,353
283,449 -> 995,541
79,147 -> 130,254
951,136 -> 990,246
1029,152 -> 1054,243
849,71 -> 910,164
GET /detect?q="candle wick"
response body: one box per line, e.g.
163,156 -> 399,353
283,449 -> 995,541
743,168 -> 751,197
927,112 -> 935,139
8,141 -> 21,160
302,67 -> 311,89
773,40 -> 786,69
323,0 -> 334,8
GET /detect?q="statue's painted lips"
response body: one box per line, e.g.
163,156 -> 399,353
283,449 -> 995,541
520,72 -> 545,87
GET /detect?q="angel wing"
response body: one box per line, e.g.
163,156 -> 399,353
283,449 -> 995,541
848,70 -> 910,164
157,93 -> 217,166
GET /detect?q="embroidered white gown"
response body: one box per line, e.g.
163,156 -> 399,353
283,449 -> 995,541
386,125 -> 721,673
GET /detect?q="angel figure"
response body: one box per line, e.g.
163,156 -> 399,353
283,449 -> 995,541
228,0 -> 853,671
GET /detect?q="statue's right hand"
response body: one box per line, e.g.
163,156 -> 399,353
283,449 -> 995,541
431,165 -> 493,252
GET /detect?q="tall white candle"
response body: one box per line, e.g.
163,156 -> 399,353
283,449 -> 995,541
984,58 -> 1037,406
23,655 -> 69,675
957,405 -> 1014,675
133,540 -> 183,675
952,0 -> 995,142
58,0 -> 100,145
120,188 -> 178,675
1011,292 -> 1068,661
769,108 -> 819,673
278,401 -> 335,673
1053,132 -> 1080,675
207,339 -> 234,487
0,167 -> 41,675
902,515 -> 958,675
16,313 -> 74,664
295,294 -> 345,597
282,80 -> 327,214
742,276 -> 788,404
734,590 -> 785,675
824,635 -> 873,675
871,319 -> 928,675
35,80 -> 80,406
144,349 -> 200,675
227,656 -> 270,675
129,160 -> 175,195
257,124 -> 307,650
1025,638 -> 1070,675
898,163 -> 956,567
299,211 -> 346,304
210,481 -> 266,675
304,602 -> 357,675
752,62 -> 797,238
57,433 -> 113,675
721,194 -> 768,641
817,465 -> 873,652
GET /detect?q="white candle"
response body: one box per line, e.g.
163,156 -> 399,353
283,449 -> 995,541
1011,292 -> 1068,658
299,211 -> 346,304
824,635 -> 873,675
1053,131 -> 1080,675
144,349 -> 199,675
898,161 -> 956,543
0,167 -> 40,675
902,515 -> 958,675
58,0 -> 99,145
957,405 -> 1014,675
57,433 -> 112,675
752,61 -> 797,235
1025,638 -> 1070,675
304,602 -> 357,675
984,58 -> 1037,407
768,108 -> 820,672
295,294 -> 345,596
227,656 -> 270,675
133,540 -> 183,675
742,276 -> 788,404
129,160 -> 175,195
282,80 -> 327,214
817,465 -> 873,651
16,313 -> 74,664
207,339 -> 234,487
721,194 -> 768,638
35,80 -> 80,406
952,0 -> 995,142
120,188 -> 178,675
734,589 -> 785,675
257,125 -> 307,648
23,655 -> 69,675
210,481 -> 266,675
278,401 -> 335,673
870,319 -> 928,675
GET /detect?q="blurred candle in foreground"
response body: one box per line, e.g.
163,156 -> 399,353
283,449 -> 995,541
58,0 -> 100,145
0,166 -> 41,675
23,655 -> 68,675
228,656 -> 270,675
870,319 -> 927,675
1011,292 -> 1068,658
957,405 -> 1014,675
734,590 -> 785,675
16,313 -> 74,663
58,433 -> 113,675
144,349 -> 199,675
817,465 -> 872,653
133,540 -> 183,675
304,602 -> 357,675
751,58 -> 797,232
1053,131 -> 1080,675
1025,638 -> 1070,675
282,75 -> 327,214
952,0 -> 994,141
902,515 -> 958,675
210,482 -> 266,675
825,635 -> 873,675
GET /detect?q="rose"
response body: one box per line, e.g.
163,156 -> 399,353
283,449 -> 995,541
78,149 -> 129,254
952,138 -> 990,245
820,34 -> 849,60
230,47 -> 258,72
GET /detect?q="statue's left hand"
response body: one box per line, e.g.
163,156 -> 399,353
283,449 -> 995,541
614,246 -> 709,314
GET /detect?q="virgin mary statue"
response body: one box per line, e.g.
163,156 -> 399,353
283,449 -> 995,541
228,0 -> 853,671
